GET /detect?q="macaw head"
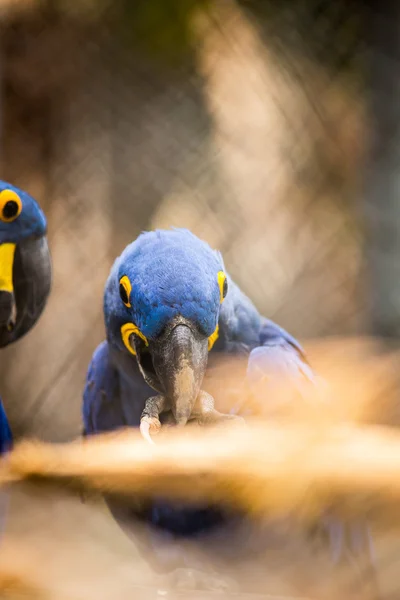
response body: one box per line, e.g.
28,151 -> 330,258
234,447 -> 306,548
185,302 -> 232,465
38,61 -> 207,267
0,181 -> 51,347
104,228 -> 229,425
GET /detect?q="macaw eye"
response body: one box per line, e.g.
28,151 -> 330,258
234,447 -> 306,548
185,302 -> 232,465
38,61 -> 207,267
121,322 -> 148,355
0,190 -> 22,223
119,275 -> 132,307
217,271 -> 228,303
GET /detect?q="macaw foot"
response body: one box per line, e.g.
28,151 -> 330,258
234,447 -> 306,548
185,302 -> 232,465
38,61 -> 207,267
193,391 -> 246,428
320,517 -> 376,569
140,395 -> 167,445
140,416 -> 161,445
139,391 -> 244,445
311,516 -> 378,596
169,567 -> 239,593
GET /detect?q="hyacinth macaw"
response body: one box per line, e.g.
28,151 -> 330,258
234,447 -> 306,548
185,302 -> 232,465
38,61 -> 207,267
0,181 -> 52,454
83,228 -> 373,579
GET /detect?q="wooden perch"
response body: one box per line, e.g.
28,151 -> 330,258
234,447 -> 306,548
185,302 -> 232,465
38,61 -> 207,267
2,420 -> 400,524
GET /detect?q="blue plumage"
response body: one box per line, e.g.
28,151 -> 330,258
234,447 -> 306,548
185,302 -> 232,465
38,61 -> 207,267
104,229 -> 223,347
83,230 -> 311,534
0,401 -> 12,455
83,228 -> 372,573
0,180 -> 50,539
0,181 -> 47,242
0,180 -> 51,458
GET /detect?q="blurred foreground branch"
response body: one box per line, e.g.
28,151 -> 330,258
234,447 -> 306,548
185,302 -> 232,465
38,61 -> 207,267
2,420 -> 400,526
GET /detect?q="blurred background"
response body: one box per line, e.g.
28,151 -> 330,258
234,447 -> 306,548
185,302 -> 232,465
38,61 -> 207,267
0,0 -> 375,441
0,0 -> 399,598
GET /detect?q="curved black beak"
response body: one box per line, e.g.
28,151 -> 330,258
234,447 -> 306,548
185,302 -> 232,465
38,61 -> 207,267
0,290 -> 15,332
134,317 -> 209,426
0,235 -> 52,348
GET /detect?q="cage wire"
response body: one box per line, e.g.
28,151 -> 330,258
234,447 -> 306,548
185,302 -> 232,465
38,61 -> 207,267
0,0 -> 398,598
0,0 -> 368,439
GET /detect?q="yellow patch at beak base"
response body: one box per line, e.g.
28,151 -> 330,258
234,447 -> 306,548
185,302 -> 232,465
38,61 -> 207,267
0,243 -> 16,293
121,322 -> 148,355
208,324 -> 219,351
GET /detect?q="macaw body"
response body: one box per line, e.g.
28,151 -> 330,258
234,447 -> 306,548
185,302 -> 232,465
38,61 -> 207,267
0,180 -> 52,455
83,229 -> 372,576
0,403 -> 12,455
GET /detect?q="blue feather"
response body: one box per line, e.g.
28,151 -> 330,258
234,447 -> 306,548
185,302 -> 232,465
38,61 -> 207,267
84,228 -> 372,570
0,180 -> 47,243
0,400 -> 12,455
0,180 -> 48,536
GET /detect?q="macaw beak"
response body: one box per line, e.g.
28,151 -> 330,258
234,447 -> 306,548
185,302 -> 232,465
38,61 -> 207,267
134,317 -> 209,426
0,243 -> 16,330
0,235 -> 51,348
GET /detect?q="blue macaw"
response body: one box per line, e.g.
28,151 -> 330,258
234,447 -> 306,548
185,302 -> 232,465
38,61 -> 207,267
83,228 -> 373,580
0,180 -> 52,455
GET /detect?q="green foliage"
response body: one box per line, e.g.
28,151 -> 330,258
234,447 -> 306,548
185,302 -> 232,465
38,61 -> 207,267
115,0 -> 210,64
48,0 -> 211,66
45,0 -> 362,71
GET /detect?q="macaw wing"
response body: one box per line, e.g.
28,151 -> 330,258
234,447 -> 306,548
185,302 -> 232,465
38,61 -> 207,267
249,317 -> 316,385
0,399 -> 12,454
0,399 -> 12,536
82,341 -> 125,436
244,320 -> 375,571
223,318 -> 318,419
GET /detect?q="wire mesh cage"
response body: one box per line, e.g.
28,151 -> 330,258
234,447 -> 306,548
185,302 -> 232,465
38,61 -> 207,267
0,1 -> 399,599
0,0 -> 368,439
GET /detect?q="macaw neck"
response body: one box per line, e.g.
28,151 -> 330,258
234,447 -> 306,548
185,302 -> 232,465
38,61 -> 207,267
108,343 -> 140,381
216,278 -> 262,354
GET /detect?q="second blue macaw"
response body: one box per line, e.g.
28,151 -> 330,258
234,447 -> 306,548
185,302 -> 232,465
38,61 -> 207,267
0,180 -> 52,453
83,228 -> 373,576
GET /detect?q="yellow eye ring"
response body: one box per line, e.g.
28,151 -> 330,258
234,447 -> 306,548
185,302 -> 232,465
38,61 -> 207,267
0,190 -> 22,223
121,322 -> 148,355
217,271 -> 228,304
119,275 -> 132,307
